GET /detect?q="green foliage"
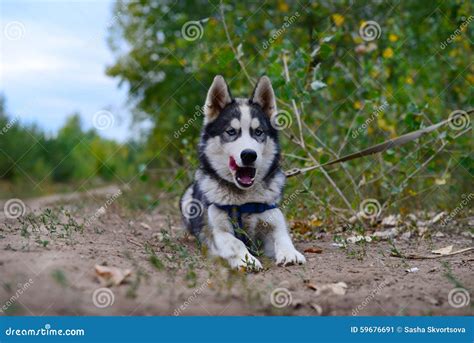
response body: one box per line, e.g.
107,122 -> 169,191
107,0 -> 473,214
0,95 -> 142,192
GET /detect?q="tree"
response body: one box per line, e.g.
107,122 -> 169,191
106,0 -> 473,212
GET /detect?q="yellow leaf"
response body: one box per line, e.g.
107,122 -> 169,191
435,178 -> 446,185
383,47 -> 394,59
466,74 -> 474,84
370,69 -> 379,78
354,100 -> 363,110
377,117 -> 396,136
278,1 -> 289,12
310,218 -> 323,227
377,117 -> 388,129
408,189 -> 417,196
405,76 -> 414,85
389,33 -> 399,42
332,14 -> 345,27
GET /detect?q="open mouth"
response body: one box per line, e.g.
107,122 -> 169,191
229,157 -> 256,188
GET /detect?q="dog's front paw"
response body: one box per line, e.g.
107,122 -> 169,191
230,253 -> 263,271
275,248 -> 306,266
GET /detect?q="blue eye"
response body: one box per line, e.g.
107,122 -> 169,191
226,128 -> 237,136
255,128 -> 263,136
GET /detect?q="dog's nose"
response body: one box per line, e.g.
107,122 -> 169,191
240,149 -> 257,165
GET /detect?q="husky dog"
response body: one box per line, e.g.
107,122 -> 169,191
180,75 -> 305,270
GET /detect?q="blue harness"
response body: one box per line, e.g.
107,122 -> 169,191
213,202 -> 277,251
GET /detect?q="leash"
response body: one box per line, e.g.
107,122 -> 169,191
214,203 -> 277,252
284,110 -> 473,178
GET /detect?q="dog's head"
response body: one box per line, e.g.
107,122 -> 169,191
199,75 -> 280,190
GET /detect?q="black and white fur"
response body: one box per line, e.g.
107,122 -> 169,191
180,75 -> 305,270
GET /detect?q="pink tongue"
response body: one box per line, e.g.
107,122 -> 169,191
239,175 -> 253,185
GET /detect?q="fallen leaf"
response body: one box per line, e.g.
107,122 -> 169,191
95,265 -> 131,286
416,212 -> 446,227
347,235 -> 372,244
418,226 -> 429,236
331,282 -> 348,295
407,213 -> 418,223
406,267 -> 419,273
424,295 -> 440,306
140,222 -> 151,230
304,247 -> 323,254
431,245 -> 453,255
401,231 -> 412,240
309,302 -> 323,315
311,282 -> 348,296
331,243 -> 345,248
372,228 -> 399,240
291,220 -> 312,235
392,247 -> 474,260
381,215 -> 400,227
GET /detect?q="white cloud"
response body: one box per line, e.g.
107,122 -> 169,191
0,1 -> 132,142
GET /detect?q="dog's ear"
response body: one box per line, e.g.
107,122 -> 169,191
204,75 -> 232,122
250,76 -> 277,118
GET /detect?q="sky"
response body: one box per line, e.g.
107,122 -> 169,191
0,0 -> 135,142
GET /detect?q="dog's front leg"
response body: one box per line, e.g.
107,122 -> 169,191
264,208 -> 306,266
206,205 -> 262,270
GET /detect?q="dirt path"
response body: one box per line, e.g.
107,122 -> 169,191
0,185 -> 121,221
0,189 -> 472,316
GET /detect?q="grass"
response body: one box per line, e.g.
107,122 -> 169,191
13,207 -> 84,250
442,261 -> 466,289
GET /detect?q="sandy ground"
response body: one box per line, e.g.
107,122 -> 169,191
0,188 -> 473,316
